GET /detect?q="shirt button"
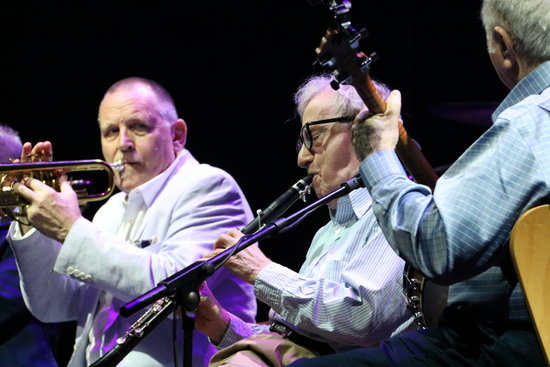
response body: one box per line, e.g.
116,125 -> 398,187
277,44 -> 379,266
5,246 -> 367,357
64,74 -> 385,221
334,228 -> 341,235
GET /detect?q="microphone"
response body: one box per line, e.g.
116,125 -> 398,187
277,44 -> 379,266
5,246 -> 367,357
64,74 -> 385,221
241,175 -> 313,234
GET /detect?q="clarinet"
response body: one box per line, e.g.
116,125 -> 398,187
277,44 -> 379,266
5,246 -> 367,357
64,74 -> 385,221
89,297 -> 174,367
241,174 -> 312,233
89,175 -> 313,367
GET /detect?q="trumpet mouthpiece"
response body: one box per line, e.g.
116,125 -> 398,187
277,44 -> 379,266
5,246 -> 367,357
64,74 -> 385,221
111,160 -> 124,172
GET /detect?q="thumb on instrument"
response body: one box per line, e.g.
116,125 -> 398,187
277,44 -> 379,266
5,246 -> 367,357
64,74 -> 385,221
385,90 -> 402,119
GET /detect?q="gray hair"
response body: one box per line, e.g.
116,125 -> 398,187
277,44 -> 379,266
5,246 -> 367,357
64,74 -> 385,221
481,0 -> 550,66
294,74 -> 390,119
103,76 -> 179,123
0,124 -> 23,163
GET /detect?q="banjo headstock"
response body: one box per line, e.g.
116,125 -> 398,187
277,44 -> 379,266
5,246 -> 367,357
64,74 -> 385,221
310,0 -> 439,189
313,0 -> 385,114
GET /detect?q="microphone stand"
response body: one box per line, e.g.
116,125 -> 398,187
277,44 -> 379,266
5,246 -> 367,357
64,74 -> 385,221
99,175 -> 362,367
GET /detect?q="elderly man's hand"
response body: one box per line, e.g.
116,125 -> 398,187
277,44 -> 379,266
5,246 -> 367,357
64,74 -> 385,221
210,228 -> 273,285
192,282 -> 231,344
14,175 -> 82,242
352,90 -> 403,160
13,141 -> 82,242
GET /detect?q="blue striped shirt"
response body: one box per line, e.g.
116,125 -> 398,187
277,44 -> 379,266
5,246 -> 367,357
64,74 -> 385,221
219,187 -> 411,351
359,60 -> 550,322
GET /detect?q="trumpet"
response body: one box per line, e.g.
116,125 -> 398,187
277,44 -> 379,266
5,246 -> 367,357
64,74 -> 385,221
0,159 -> 118,218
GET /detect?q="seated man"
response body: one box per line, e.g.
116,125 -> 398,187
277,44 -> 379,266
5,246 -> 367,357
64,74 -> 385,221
289,0 -> 549,366
8,77 -> 257,367
194,75 -> 412,367
0,124 -> 61,366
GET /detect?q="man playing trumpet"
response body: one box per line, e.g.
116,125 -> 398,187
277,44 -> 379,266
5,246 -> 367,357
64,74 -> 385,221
7,77 -> 257,367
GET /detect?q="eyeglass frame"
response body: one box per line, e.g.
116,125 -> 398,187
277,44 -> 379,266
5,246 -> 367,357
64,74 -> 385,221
296,116 -> 355,153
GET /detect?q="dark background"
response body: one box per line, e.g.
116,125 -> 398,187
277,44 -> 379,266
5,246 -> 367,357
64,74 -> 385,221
0,1 -> 507,363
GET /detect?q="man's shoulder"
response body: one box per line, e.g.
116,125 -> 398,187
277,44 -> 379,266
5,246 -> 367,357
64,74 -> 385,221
171,150 -> 241,188
173,161 -> 238,187
498,88 -> 550,127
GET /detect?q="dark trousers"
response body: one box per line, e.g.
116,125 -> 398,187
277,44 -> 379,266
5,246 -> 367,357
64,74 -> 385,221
288,305 -> 546,366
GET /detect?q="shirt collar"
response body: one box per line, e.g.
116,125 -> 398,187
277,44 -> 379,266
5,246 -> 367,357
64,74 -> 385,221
126,149 -> 193,208
329,186 -> 372,224
493,60 -> 550,120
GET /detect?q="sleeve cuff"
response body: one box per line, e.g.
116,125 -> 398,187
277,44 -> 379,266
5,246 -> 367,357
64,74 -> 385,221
360,150 -> 407,190
255,262 -> 298,307
215,313 -> 258,348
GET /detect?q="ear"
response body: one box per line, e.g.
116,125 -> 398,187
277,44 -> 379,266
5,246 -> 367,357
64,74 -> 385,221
493,26 -> 516,63
492,26 -> 520,85
171,119 -> 187,153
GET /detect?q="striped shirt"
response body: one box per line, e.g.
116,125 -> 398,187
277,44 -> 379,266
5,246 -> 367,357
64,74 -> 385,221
359,60 -> 550,323
219,187 -> 411,351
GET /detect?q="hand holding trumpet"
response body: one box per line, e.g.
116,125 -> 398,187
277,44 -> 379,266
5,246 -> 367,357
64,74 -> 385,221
12,141 -> 82,242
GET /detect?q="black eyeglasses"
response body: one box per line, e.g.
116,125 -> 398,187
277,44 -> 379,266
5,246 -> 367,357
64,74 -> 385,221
296,116 -> 354,153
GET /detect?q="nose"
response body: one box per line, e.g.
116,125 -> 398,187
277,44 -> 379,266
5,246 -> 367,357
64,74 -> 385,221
297,145 -> 313,169
118,127 -> 134,152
